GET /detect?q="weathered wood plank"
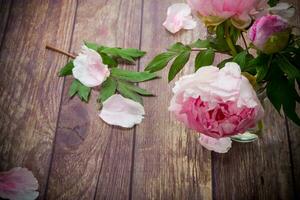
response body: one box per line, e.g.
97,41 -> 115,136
0,0 -> 12,46
131,0 -> 212,199
46,0 -> 142,199
286,0 -> 300,199
0,0 -> 76,199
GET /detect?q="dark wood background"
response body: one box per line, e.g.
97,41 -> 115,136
0,0 -> 299,199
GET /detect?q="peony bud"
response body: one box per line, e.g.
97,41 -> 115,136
248,15 -> 290,54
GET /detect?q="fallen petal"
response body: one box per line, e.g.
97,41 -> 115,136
0,167 -> 39,200
198,134 -> 232,153
163,3 -> 197,34
99,94 -> 145,128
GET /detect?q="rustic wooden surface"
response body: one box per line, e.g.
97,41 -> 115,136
0,0 -> 299,200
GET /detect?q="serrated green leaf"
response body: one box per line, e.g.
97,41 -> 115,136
145,52 -> 177,72
195,49 -> 215,71
98,77 -> 117,103
117,82 -> 143,104
118,80 -> 153,96
100,53 -> 118,68
189,39 -> 210,48
168,51 -> 190,82
111,68 -> 157,82
59,61 -> 74,76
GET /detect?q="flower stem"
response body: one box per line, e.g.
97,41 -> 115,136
225,22 -> 237,56
46,44 -> 76,59
241,32 -> 249,54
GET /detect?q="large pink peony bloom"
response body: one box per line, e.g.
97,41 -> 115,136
0,167 -> 39,200
169,62 -> 264,139
187,0 -> 268,29
248,15 -> 290,54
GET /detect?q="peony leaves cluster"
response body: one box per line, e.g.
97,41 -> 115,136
59,42 -> 157,104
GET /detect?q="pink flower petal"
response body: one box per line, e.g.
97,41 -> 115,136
198,134 -> 232,153
269,2 -> 295,19
99,94 -> 145,128
0,167 -> 39,200
163,3 -> 197,34
73,45 -> 110,87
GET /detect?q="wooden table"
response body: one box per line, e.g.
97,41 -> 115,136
0,0 -> 299,199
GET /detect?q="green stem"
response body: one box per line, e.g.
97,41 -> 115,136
225,22 -> 237,56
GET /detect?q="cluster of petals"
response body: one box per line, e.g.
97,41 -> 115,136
163,3 -> 197,33
187,0 -> 268,29
169,62 -> 264,153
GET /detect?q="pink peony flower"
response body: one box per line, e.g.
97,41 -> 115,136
187,0 -> 268,29
73,45 -> 110,87
99,94 -> 145,128
163,3 -> 197,34
169,62 -> 264,139
248,15 -> 290,54
198,134 -> 232,153
0,167 -> 39,200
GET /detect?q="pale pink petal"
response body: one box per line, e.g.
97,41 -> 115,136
99,94 -> 145,128
182,16 -> 197,29
0,167 -> 39,200
73,45 -> 110,87
269,3 -> 295,19
163,3 -> 196,34
198,134 -> 232,153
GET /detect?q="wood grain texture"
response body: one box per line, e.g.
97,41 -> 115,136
213,100 -> 294,199
0,0 -> 12,46
46,0 -> 142,199
0,0 -> 76,199
286,0 -> 300,199
131,0 -> 212,199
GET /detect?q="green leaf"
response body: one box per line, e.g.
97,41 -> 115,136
189,39 -> 210,48
118,81 -> 153,96
117,82 -> 143,104
168,42 -> 191,52
233,51 -> 247,67
111,68 -> 157,82
217,58 -> 233,68
59,61 -> 74,76
68,79 -> 91,102
100,53 -> 118,68
168,51 -> 190,82
78,83 -> 91,102
84,41 -> 104,51
68,79 -> 80,97
98,77 -> 117,103
101,47 -> 146,62
195,49 -> 215,71
268,0 -> 279,7
267,74 -> 300,125
277,54 -> 300,80
145,52 -> 177,72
